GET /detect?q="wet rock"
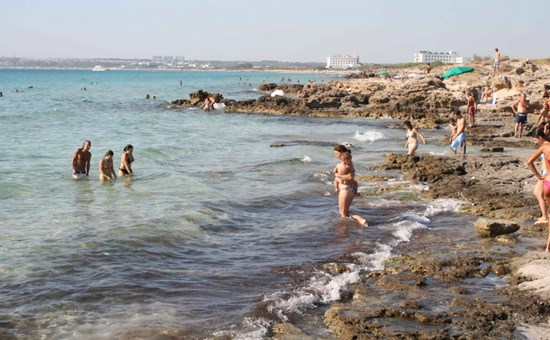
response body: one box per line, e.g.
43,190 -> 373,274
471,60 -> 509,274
475,218 -> 520,238
272,323 -> 311,340
170,90 -> 225,108
321,262 -> 351,275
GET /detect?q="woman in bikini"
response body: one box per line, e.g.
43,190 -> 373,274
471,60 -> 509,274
403,120 -> 426,156
118,144 -> 134,177
99,150 -> 117,182
334,151 -> 367,226
333,144 -> 358,194
527,128 -> 550,252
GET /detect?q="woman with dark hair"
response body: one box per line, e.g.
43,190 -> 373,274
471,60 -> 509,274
118,144 -> 134,177
99,150 -> 116,182
333,150 -> 367,226
333,144 -> 357,194
527,128 -> 550,251
403,120 -> 426,156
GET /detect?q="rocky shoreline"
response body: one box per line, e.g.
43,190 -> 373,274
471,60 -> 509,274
170,59 -> 550,338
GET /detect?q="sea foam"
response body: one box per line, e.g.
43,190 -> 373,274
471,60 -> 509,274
354,130 -> 384,142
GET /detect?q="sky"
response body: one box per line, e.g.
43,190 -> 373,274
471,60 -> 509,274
2,0 -> 549,64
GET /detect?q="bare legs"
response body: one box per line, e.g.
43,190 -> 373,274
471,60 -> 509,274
338,187 -> 367,226
534,180 -> 548,223
407,142 -> 418,156
515,123 -> 525,138
543,186 -> 550,252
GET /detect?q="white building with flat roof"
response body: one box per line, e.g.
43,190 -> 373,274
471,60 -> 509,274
413,50 -> 463,64
326,55 -> 360,69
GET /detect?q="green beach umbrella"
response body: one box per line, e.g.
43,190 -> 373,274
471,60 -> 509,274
441,66 -> 474,79
441,66 -> 474,88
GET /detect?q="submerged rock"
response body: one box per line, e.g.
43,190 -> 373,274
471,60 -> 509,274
475,218 -> 520,238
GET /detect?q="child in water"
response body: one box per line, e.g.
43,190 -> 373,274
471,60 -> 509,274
448,118 -> 457,143
333,148 -> 358,195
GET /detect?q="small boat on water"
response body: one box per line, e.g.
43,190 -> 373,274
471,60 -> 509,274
92,65 -> 107,71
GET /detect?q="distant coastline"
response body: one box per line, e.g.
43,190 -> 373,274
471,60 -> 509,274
0,66 -> 353,76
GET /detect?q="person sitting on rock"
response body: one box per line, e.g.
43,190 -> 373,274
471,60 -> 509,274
203,96 -> 215,111
481,86 -> 493,103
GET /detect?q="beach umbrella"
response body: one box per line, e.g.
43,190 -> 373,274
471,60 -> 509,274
440,66 -> 474,79
441,66 -> 474,89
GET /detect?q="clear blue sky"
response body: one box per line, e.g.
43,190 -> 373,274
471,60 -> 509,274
2,0 -> 549,63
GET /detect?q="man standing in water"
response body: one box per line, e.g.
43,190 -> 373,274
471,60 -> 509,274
451,110 -> 467,155
72,140 -> 92,179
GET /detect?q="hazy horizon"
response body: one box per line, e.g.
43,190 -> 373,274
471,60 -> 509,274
2,0 -> 549,63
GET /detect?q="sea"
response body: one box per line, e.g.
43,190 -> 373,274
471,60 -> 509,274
0,69 -> 472,339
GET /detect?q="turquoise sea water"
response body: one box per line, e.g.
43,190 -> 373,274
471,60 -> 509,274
0,69 -> 464,338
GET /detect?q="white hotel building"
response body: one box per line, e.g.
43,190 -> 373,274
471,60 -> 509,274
413,50 -> 464,64
326,55 -> 360,69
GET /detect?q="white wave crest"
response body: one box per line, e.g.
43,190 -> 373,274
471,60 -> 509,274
351,243 -> 393,271
301,155 -> 311,163
264,269 -> 361,321
423,198 -> 464,217
354,130 -> 384,142
392,220 -> 428,243
213,317 -> 271,340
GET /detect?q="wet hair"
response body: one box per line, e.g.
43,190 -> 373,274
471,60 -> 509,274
403,120 -> 413,129
104,150 -> 114,157
123,144 -> 133,152
82,140 -> 91,148
334,144 -> 350,154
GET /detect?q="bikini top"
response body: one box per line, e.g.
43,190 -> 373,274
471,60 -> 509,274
406,130 -> 416,138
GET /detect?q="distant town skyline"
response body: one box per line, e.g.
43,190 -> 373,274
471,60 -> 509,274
2,0 -> 549,63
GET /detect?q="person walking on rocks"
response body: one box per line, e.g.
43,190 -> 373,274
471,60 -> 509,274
512,93 -> 529,138
527,128 -> 550,251
451,110 -> 467,155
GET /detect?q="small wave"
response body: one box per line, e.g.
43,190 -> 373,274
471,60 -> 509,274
423,198 -> 464,217
354,130 -> 384,142
391,220 -> 428,243
265,269 -> 360,322
213,317 -> 271,340
301,155 -> 311,163
262,242 -> 397,323
351,243 -> 393,271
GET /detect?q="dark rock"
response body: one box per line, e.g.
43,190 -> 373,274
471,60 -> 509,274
475,218 -> 520,238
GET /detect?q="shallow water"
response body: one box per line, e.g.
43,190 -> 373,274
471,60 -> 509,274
1,69 -> 464,338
